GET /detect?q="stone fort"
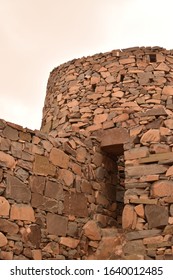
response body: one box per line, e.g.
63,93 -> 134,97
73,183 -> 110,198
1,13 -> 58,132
0,46 -> 173,260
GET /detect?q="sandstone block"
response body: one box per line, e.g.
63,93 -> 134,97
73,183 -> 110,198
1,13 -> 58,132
166,166 -> 173,176
3,126 -> 18,140
113,113 -> 129,123
31,193 -> 43,208
10,204 -> 35,222
0,218 -> 19,234
45,180 -> 64,200
81,180 -> 92,194
0,151 -> 16,169
46,213 -> 68,236
150,143 -> 170,154
76,147 -> 87,163
122,205 -> 136,229
155,62 -> 170,71
164,119 -> 173,129
94,113 -> 108,124
43,242 -> 59,255
140,129 -> 160,145
25,225 -> 41,248
126,229 -> 162,241
0,251 -> 13,260
60,237 -> 80,248
33,154 -> 56,176
123,240 -> 146,255
30,175 -> 46,194
124,147 -> 149,160
83,220 -> 101,241
145,205 -> 168,228
139,152 -> 173,163
119,58 -> 135,64
58,169 -> 74,187
143,235 -> 163,245
32,249 -> 42,260
94,235 -> 125,260
6,174 -> 31,203
162,86 -> 173,95
101,127 -> 130,147
134,204 -> 145,218
64,192 -> 88,217
91,76 -> 100,84
126,164 -> 167,177
170,204 -> 173,216
0,197 -> 10,216
163,225 -> 173,235
141,107 -> 167,116
0,232 -> 8,247
151,180 -> 173,197
49,148 -> 69,169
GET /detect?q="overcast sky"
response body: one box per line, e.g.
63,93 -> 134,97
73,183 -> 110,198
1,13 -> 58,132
0,0 -> 173,130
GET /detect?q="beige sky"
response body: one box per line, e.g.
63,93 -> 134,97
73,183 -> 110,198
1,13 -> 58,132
0,0 -> 173,130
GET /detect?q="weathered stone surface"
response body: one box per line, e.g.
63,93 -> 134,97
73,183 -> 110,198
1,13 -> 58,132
150,143 -> 171,154
58,169 -> 74,187
124,147 -> 149,160
126,164 -> 167,177
123,240 -> 146,255
93,235 -> 125,260
64,193 -> 88,217
43,242 -> 59,255
26,225 -> 41,248
31,193 -> 43,208
134,204 -> 145,218
113,113 -> 129,123
32,249 -> 42,260
83,220 -> 101,241
163,225 -> 173,235
30,176 -> 45,194
141,107 -> 167,116
46,213 -> 68,236
10,204 -> 35,222
122,205 -> 136,229
151,180 -> 173,197
143,235 -> 163,245
0,232 -> 8,247
49,148 -> 69,168
94,113 -> 108,124
170,204 -> 173,216
139,152 -> 173,163
101,127 -> 130,147
145,205 -> 168,228
3,126 -> 18,140
76,147 -> 87,163
140,129 -> 160,145
0,218 -> 19,234
0,151 -> 16,169
0,196 -> 10,216
166,166 -> 173,176
162,86 -> 173,95
0,251 -> 13,260
126,229 -> 162,240
60,237 -> 80,248
45,180 -> 63,200
81,180 -> 92,194
33,154 -> 56,176
164,119 -> 173,129
6,175 -> 31,203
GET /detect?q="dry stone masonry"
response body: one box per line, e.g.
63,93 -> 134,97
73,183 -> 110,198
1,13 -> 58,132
1,46 -> 173,260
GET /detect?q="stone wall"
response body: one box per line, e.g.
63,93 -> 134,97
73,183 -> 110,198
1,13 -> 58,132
0,120 -> 120,260
1,46 -> 173,260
